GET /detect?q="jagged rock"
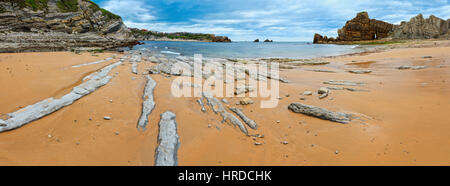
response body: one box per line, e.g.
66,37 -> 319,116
288,103 -> 351,124
314,12 -> 393,43
154,112 -> 180,166
390,14 -> 450,39
0,0 -> 137,52
254,39 -> 260,42
0,61 -> 122,133
137,76 -> 157,132
230,107 -> 258,130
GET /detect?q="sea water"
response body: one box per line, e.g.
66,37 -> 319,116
133,41 -> 367,59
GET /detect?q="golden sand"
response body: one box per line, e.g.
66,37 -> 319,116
0,45 -> 449,165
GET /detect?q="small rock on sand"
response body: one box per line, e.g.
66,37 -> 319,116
303,91 -> 313,96
240,98 -> 254,105
397,65 -> 411,70
348,70 -> 372,74
412,66 -> 427,70
104,116 -> 111,120
318,87 -> 329,95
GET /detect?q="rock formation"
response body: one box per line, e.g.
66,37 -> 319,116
254,39 -> 260,42
314,12 -> 450,44
0,0 -> 137,52
314,12 -> 393,43
131,29 -> 232,42
390,14 -> 450,39
211,35 -> 232,42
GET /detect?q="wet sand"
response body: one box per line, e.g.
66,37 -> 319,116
0,45 -> 449,166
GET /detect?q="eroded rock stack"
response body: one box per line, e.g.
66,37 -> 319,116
314,12 -> 393,43
0,0 -> 137,52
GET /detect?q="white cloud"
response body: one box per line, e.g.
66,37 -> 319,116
110,0 -> 450,41
101,0 -> 156,22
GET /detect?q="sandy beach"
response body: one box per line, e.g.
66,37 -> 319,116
0,41 -> 449,166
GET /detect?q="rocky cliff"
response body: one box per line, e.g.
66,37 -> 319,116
314,12 -> 393,44
313,12 -> 449,44
0,0 -> 137,52
390,14 -> 450,39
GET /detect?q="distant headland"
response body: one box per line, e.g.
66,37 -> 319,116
130,28 -> 232,43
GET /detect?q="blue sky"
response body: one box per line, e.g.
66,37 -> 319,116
92,0 -> 450,41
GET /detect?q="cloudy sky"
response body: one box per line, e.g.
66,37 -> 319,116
92,0 -> 450,41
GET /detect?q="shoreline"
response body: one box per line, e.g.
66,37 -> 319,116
0,41 -> 449,165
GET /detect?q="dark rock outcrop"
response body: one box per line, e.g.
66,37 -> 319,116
254,39 -> 259,42
264,39 -> 273,42
0,0 -> 137,52
211,35 -> 232,42
314,12 -> 393,43
390,14 -> 450,39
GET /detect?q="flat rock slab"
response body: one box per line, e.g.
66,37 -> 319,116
154,112 -> 180,166
323,80 -> 365,86
348,70 -> 372,74
137,76 -> 157,132
0,61 -> 122,133
288,102 -> 351,124
71,57 -> 113,68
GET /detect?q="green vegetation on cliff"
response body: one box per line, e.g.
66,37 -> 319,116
0,0 -> 48,11
86,0 -> 121,20
0,5 -> 5,13
56,0 -> 78,13
131,29 -> 217,41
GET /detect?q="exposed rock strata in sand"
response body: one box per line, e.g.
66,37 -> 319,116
155,112 -> 180,166
71,57 -> 113,68
203,92 -> 248,135
323,80 -> 366,86
137,76 -> 157,132
288,103 -> 351,124
229,107 -> 258,130
0,61 -> 122,133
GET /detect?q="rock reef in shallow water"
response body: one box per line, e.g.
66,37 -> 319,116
0,0 -> 137,52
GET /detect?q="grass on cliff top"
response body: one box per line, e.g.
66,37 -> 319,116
0,0 -> 48,11
86,0 -> 121,20
57,0 -> 78,13
131,29 -> 216,41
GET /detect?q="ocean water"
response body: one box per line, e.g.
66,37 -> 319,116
133,41 -> 365,59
